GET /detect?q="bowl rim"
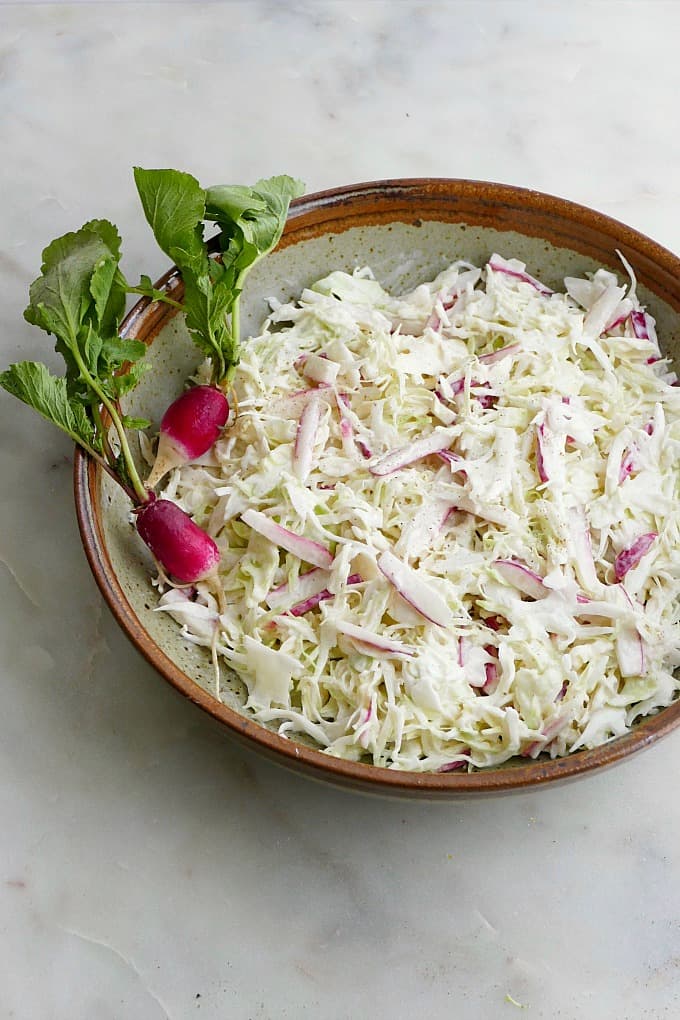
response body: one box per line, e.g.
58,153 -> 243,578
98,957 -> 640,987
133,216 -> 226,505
73,176 -> 680,796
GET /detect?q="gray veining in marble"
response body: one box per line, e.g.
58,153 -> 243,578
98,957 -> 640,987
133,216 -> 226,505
1,3 -> 680,1017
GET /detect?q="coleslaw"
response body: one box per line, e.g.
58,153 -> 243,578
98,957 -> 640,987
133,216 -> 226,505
151,252 -> 680,771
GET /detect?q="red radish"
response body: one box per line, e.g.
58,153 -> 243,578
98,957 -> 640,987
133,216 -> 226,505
135,498 -> 220,583
241,509 -> 333,568
614,533 -> 657,581
146,385 -> 230,489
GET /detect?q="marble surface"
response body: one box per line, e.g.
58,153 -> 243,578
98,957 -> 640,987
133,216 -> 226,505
1,2 -> 680,1017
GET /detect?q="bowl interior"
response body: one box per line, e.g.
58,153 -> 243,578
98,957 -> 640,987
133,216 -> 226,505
76,180 -> 680,797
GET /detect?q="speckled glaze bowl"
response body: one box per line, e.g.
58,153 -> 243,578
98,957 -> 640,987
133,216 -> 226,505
74,179 -> 680,798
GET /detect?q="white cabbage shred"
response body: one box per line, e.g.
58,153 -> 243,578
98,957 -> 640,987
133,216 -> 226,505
156,254 -> 680,771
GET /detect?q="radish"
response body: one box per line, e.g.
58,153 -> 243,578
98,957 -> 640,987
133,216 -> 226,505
240,508 -> 334,568
494,559 -> 548,600
487,254 -> 553,296
134,498 -> 221,583
146,385 -> 230,489
614,533 -> 657,582
377,550 -> 454,627
334,620 -> 414,658
287,575 -> 363,617
369,428 -> 456,476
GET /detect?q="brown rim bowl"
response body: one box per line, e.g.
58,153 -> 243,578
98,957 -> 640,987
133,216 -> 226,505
74,179 -> 680,799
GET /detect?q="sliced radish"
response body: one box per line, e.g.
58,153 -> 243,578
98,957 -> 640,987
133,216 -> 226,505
568,507 -> 601,593
494,559 -> 548,600
293,392 -> 321,483
616,626 -> 646,677
583,283 -> 626,339
521,715 -> 568,757
478,343 -> 521,365
630,310 -> 650,340
438,756 -> 469,773
615,587 -> 647,677
614,533 -> 657,582
287,573 -> 363,617
457,635 -> 466,668
303,354 -> 339,386
369,429 -> 456,476
377,550 -> 454,627
487,254 -> 553,296
334,620 -> 414,657
535,423 -> 549,483
241,509 -> 333,568
618,446 -> 637,484
265,567 -> 328,610
482,661 -> 499,694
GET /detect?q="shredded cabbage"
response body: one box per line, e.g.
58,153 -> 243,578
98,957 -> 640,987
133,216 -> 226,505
155,253 -> 680,771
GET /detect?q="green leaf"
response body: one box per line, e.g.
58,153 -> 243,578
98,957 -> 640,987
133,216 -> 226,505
0,361 -> 96,450
128,274 -> 185,310
100,335 -> 147,369
137,167 -> 304,385
24,228 -> 110,345
133,167 -> 207,271
120,414 -> 151,430
206,174 -> 303,260
111,359 -> 150,398
82,218 -> 123,258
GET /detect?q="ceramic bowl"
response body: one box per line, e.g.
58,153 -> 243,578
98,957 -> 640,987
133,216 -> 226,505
74,179 -> 680,798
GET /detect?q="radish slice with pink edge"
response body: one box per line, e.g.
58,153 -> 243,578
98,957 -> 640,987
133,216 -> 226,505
494,559 -> 548,600
265,567 -> 328,610
521,715 -> 569,757
377,550 -> 454,627
535,423 -> 550,483
369,428 -> 456,476
285,574 -> 363,617
482,661 -> 499,694
614,533 -> 657,582
567,507 -> 601,593
293,393 -> 321,482
303,354 -> 339,386
333,620 -> 414,658
240,509 -> 333,568
438,755 -> 469,773
615,588 -> 646,677
478,343 -> 521,365
487,254 -> 553,296
630,310 -> 651,341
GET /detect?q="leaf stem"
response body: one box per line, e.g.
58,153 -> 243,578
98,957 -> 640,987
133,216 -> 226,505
127,286 -> 185,311
71,346 -> 148,504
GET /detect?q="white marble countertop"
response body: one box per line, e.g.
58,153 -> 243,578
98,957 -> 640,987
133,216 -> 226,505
2,2 -> 679,1017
